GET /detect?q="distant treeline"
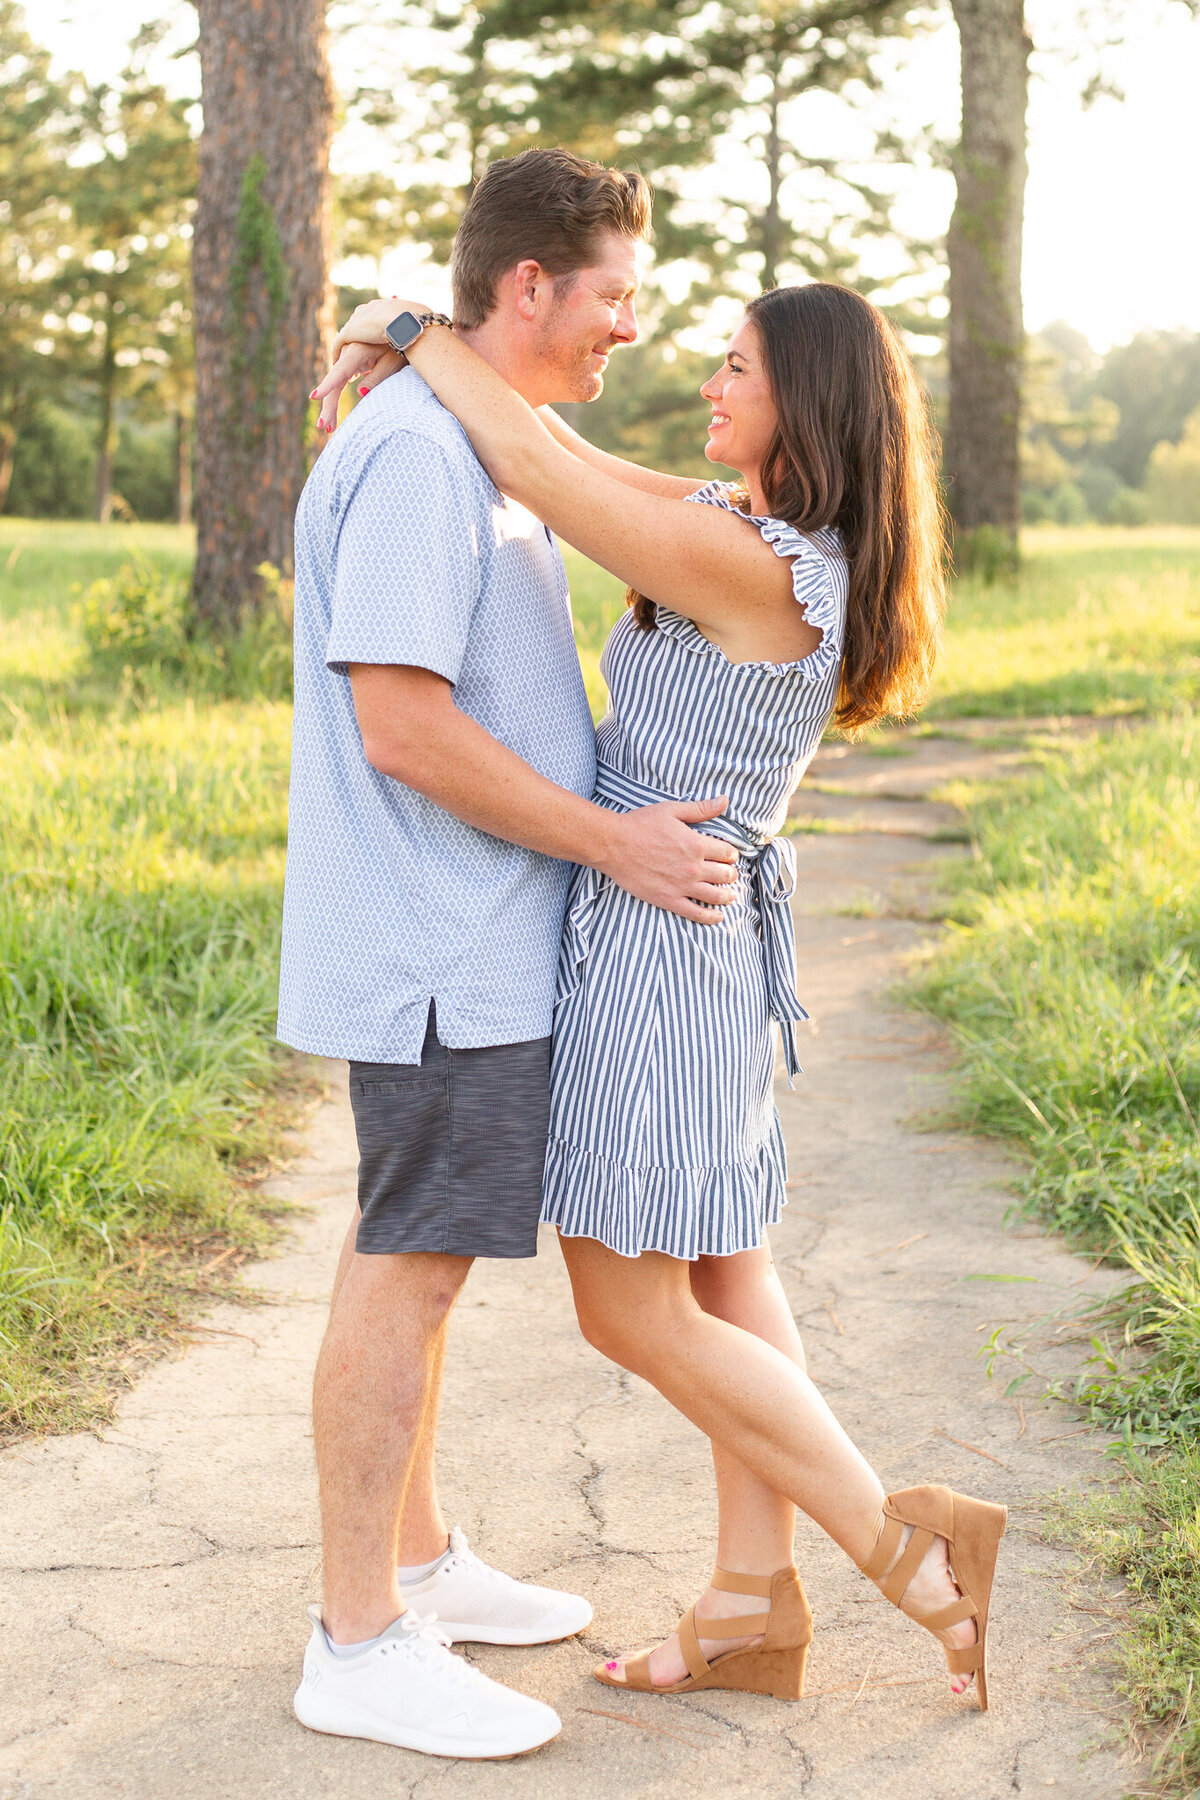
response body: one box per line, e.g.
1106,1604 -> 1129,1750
12,321 -> 1200,529
4,0 -> 1198,530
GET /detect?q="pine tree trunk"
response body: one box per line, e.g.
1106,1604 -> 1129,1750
760,80 -> 783,292
191,0 -> 333,629
93,301 -> 117,524
0,422 -> 15,515
175,398 -> 193,526
946,0 -> 1030,563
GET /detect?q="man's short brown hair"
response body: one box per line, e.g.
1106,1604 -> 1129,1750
451,148 -> 652,330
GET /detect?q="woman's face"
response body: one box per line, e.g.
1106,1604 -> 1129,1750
700,318 -> 778,477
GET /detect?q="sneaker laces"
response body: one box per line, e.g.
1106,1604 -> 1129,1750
388,1608 -> 501,1698
439,1527 -> 517,1587
393,1607 -> 452,1652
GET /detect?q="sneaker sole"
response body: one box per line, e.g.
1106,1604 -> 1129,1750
293,1688 -> 561,1760
438,1617 -> 592,1647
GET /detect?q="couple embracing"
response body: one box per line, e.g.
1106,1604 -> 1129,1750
277,146 -> 1006,1763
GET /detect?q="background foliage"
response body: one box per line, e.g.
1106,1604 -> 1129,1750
3,0 -> 1200,525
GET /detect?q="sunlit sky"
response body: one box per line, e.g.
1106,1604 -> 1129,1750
37,0 -> 1200,354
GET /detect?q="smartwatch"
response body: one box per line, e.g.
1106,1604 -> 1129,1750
384,310 -> 453,353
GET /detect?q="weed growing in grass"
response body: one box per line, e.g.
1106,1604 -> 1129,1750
75,559 -> 294,705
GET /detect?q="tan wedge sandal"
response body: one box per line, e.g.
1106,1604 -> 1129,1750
858,1484 -> 1007,1711
593,1565 -> 813,1700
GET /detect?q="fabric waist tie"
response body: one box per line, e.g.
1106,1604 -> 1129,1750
580,761 -> 808,1082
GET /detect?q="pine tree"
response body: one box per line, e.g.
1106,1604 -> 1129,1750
0,2 -> 78,513
945,0 -> 1030,565
191,0 -> 333,627
58,27 -> 196,521
403,0 -> 933,308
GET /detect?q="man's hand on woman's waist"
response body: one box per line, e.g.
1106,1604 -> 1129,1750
350,662 -> 737,925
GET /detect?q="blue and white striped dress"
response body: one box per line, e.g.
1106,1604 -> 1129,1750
541,480 -> 848,1259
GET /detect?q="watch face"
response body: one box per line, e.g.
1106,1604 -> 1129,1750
385,311 -> 422,353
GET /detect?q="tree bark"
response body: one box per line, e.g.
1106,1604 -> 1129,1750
760,75 -> 783,292
0,422 -> 15,516
946,0 -> 1030,559
191,0 -> 333,628
175,397 -> 193,525
93,295 -> 118,523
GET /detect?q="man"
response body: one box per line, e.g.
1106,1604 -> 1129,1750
278,148 -> 737,1760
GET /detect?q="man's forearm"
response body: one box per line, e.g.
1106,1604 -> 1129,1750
366,701 -> 618,869
350,663 -> 736,923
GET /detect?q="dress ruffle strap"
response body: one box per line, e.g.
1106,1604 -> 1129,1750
685,480 -> 846,686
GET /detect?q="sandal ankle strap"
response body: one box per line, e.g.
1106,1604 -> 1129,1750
710,1568 -> 778,1597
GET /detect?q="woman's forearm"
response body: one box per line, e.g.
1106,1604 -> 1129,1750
536,406 -> 705,500
315,304 -> 792,640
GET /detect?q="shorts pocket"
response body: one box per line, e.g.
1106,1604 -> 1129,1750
351,1072 -> 451,1249
353,1075 -> 441,1097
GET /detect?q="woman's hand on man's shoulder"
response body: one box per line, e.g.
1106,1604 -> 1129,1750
310,298 -> 429,434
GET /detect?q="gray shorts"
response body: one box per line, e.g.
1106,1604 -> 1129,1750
348,1003 -> 551,1259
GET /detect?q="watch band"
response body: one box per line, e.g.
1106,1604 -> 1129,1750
384,310 -> 453,354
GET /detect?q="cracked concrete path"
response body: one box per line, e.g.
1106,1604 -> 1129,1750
2,731 -> 1130,1800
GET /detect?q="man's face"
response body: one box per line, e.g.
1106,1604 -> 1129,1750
535,231 -> 641,403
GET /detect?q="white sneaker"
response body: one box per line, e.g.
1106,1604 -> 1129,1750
401,1528 -> 593,1646
293,1605 -> 561,1759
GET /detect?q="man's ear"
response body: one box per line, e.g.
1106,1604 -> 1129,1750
510,258 -> 548,322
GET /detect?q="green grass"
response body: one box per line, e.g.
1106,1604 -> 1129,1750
933,526 -> 1200,719
0,520 -> 195,622
910,713 -> 1200,1791
0,520 -> 298,1436
1048,1449 -> 1200,1795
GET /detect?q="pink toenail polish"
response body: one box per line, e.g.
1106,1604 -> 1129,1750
606,1660 -> 617,1671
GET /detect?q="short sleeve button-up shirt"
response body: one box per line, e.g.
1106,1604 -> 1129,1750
277,367 -> 597,1064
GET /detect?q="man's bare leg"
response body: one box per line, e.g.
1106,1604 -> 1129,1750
397,1324 -> 452,1566
328,1210 -> 359,1311
327,1210 -> 452,1570
313,1241 -> 471,1643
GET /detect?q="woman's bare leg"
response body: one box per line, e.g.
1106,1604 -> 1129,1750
692,1246 -> 805,1577
561,1235 -> 976,1689
604,1245 -> 805,1686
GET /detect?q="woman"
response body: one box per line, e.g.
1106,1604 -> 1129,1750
314,283 -> 1007,1710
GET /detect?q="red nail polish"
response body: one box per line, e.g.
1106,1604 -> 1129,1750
358,385 -> 370,397
309,389 -> 318,400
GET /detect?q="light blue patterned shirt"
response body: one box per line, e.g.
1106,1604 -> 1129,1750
277,367 -> 597,1063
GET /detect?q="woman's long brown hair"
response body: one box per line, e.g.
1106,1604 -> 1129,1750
630,283 -> 946,735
